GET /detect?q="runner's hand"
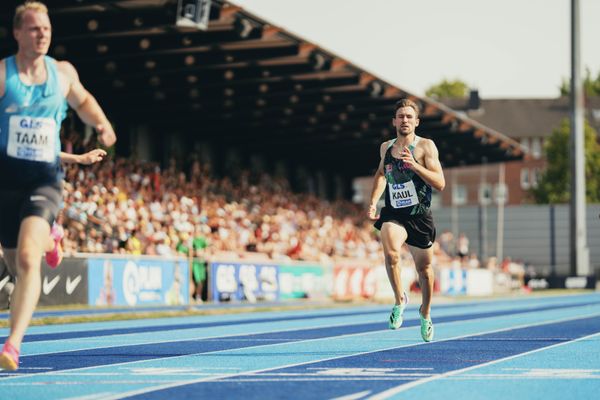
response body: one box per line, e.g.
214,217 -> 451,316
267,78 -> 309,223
79,149 -> 107,165
96,123 -> 116,147
367,204 -> 379,220
400,146 -> 417,170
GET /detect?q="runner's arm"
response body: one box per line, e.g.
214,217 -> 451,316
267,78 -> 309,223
367,141 -> 389,219
403,139 -> 445,192
60,148 -> 107,165
59,61 -> 116,147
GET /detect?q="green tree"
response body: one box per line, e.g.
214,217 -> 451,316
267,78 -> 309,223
559,67 -> 600,96
530,118 -> 600,203
425,79 -> 469,99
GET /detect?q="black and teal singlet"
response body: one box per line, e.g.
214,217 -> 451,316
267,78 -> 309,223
382,136 -> 432,217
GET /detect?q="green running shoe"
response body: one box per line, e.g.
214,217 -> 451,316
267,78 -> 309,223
419,306 -> 434,342
389,291 -> 409,330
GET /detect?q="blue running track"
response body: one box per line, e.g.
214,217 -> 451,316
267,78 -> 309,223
1,293 -> 599,399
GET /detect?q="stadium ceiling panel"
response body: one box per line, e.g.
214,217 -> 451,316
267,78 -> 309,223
0,0 -> 524,177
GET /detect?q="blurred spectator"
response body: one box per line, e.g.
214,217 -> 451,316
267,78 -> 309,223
457,233 -> 469,261
438,230 -> 454,256
467,253 -> 481,269
126,230 -> 142,255
176,228 -> 209,303
58,135 -> 457,267
501,257 -> 526,288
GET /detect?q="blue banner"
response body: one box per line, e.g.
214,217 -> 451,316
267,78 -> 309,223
211,262 -> 279,302
88,257 -> 189,306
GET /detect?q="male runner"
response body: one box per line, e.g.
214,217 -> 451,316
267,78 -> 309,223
0,1 -> 116,370
367,98 -> 445,342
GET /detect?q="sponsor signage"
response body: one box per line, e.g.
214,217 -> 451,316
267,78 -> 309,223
39,258 -> 88,306
526,277 -> 550,290
279,264 -> 326,299
439,268 -> 467,295
88,257 -> 189,306
211,262 -> 279,302
466,269 -> 494,296
525,275 -> 596,290
332,264 -> 376,300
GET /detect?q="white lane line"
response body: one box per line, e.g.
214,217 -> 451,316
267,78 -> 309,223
367,331 -> 600,400
9,292 -> 596,337
329,390 -> 372,400
3,313 -> 600,382
4,309 -> 599,384
94,312 -> 600,400
63,393 -> 116,400
16,295 -> 599,358
17,315 -> 386,357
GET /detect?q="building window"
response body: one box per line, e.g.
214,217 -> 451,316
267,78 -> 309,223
494,183 -> 508,204
531,168 -> 541,187
479,183 -> 492,205
531,137 -> 542,159
520,168 -> 530,189
520,137 -> 530,152
452,185 -> 467,205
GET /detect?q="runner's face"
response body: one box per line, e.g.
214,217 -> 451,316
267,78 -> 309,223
393,106 -> 419,136
14,10 -> 52,57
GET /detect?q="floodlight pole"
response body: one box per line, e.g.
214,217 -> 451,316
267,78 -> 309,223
569,0 -> 590,276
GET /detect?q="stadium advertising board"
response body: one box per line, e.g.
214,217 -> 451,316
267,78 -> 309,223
210,262 -> 279,302
439,268 -> 467,295
39,258 -> 89,306
278,264 -> 327,299
332,263 -> 376,300
439,268 -> 494,296
525,274 -> 596,290
88,257 -> 189,306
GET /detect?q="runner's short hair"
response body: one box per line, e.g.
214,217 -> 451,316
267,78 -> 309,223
14,1 -> 48,29
394,98 -> 420,118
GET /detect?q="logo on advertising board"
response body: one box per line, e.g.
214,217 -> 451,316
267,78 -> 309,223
39,258 -> 89,306
66,275 -> 82,295
211,262 -> 279,302
42,275 -> 60,295
88,257 -> 189,306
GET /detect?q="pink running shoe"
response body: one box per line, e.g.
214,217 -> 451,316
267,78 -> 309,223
45,223 -> 64,269
0,341 -> 19,371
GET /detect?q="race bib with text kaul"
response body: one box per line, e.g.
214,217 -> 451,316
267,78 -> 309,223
389,181 -> 419,208
7,116 -> 56,162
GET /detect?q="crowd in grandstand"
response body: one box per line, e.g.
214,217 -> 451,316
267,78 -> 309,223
60,130 -> 387,264
58,129 -> 527,281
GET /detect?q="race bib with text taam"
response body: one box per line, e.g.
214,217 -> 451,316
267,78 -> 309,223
7,115 -> 56,162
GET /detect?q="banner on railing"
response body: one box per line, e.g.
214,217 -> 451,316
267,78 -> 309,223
211,262 -> 279,302
332,263 -> 376,300
88,257 -> 189,306
39,258 -> 88,306
279,264 -> 327,299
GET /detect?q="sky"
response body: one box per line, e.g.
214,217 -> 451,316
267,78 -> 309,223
231,0 -> 600,99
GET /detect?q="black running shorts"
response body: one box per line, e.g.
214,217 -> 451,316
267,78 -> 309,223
374,208 -> 436,249
0,181 -> 62,248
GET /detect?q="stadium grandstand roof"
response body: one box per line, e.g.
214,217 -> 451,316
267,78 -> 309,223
0,0 -> 525,177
